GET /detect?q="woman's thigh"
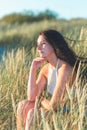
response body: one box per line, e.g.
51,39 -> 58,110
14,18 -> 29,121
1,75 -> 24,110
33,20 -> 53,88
17,100 -> 35,127
23,100 -> 35,127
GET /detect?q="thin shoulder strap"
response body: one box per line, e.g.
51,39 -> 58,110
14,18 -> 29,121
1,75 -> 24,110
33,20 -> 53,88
56,59 -> 59,70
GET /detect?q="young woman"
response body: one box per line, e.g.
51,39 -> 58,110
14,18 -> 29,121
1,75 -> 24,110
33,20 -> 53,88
17,29 -> 77,130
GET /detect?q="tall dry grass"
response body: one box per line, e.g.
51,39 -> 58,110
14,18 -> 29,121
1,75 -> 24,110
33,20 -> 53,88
0,48 -> 87,130
0,20 -> 87,130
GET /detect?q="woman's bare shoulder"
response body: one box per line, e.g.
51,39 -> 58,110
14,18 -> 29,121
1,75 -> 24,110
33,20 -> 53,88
58,60 -> 72,73
58,60 -> 73,80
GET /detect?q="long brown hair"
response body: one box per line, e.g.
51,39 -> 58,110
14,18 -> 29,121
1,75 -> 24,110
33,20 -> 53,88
39,29 -> 87,85
39,29 -> 77,67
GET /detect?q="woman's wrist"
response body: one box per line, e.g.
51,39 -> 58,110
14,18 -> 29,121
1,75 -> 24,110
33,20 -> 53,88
41,98 -> 51,110
30,65 -> 37,74
28,100 -> 35,103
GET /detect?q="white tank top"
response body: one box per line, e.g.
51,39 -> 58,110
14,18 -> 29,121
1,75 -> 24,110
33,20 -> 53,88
47,60 -> 59,95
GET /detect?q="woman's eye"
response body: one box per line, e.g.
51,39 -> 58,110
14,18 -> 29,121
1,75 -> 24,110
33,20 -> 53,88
42,42 -> 46,45
37,42 -> 46,47
39,43 -> 46,46
42,42 -> 47,45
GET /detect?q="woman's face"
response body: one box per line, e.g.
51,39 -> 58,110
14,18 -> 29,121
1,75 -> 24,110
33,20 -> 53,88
37,35 -> 54,58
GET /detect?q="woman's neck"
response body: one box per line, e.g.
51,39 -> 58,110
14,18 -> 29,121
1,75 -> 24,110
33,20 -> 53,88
46,53 -> 58,68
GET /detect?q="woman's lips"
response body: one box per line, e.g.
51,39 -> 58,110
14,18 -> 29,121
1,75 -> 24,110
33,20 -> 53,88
39,51 -> 44,54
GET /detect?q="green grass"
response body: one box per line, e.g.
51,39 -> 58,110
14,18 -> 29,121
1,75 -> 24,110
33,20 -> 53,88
0,48 -> 87,130
0,20 -> 87,130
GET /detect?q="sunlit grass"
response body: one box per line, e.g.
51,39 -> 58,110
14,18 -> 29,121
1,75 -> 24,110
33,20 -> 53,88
0,20 -> 87,130
0,48 -> 87,130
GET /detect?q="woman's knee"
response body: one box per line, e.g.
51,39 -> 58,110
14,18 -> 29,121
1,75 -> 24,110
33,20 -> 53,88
17,100 -> 28,115
17,100 -> 35,116
27,108 -> 34,121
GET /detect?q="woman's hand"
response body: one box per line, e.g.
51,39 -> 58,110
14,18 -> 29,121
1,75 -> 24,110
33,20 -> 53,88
41,98 -> 51,110
31,57 -> 46,70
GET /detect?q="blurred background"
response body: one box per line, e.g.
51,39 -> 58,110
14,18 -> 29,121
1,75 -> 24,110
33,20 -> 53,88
0,1 -> 87,130
0,0 -> 87,59
0,0 -> 87,58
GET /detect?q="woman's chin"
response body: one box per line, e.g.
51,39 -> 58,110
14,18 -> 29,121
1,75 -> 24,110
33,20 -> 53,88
40,55 -> 47,59
40,54 -> 45,58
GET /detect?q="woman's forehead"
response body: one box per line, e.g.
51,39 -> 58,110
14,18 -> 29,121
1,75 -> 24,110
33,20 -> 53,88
37,35 -> 47,43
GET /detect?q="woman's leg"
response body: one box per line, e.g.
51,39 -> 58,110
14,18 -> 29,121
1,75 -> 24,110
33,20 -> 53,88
16,100 -> 35,130
25,108 -> 34,130
25,107 -> 50,130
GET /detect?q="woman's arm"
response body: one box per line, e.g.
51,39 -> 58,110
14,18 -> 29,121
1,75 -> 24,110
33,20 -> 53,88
41,64 -> 72,110
50,64 -> 72,109
27,57 -> 47,101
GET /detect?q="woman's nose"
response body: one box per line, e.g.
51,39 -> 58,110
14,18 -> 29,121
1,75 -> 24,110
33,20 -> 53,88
37,44 -> 42,50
